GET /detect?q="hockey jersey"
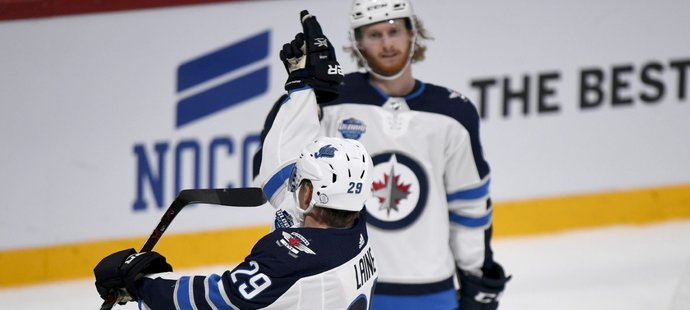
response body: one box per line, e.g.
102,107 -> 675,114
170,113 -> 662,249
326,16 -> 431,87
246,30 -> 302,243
136,88 -> 378,309
320,73 -> 495,308
137,216 -> 377,310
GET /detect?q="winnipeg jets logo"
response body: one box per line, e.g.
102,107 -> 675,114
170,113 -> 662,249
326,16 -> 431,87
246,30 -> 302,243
372,157 -> 412,216
278,231 -> 316,258
314,144 -> 337,158
314,37 -> 328,47
365,152 -> 428,230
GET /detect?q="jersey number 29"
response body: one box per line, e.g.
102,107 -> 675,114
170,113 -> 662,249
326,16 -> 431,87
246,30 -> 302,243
230,261 -> 272,299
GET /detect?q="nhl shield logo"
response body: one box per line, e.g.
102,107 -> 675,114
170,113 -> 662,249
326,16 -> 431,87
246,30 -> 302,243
364,152 -> 428,230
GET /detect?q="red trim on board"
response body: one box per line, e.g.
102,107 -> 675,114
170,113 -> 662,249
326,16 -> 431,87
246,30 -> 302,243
0,0 -> 248,21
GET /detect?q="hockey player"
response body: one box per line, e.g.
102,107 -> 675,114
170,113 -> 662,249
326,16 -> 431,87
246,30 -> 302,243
327,1 -> 511,308
254,1 -> 510,309
94,11 -> 379,310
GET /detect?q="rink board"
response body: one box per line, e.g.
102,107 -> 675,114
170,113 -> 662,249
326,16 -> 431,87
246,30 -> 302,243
2,183 -> 689,287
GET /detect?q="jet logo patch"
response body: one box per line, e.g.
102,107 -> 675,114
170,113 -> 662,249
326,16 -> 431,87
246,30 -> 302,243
314,144 -> 337,159
365,152 -> 429,230
277,231 -> 316,258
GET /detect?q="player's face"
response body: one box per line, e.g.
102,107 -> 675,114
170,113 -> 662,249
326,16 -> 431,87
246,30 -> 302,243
357,19 -> 413,77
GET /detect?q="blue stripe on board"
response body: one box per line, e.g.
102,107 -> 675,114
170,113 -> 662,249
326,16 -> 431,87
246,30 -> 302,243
177,30 -> 270,92
176,66 -> 269,127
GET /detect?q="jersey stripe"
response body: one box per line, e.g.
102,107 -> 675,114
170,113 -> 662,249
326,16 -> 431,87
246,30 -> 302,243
449,209 -> 493,228
206,274 -> 233,310
192,276 -> 212,310
404,82 -> 426,101
372,288 -> 457,310
176,276 -> 193,309
203,275 -> 219,310
447,178 -> 491,201
217,277 -> 238,309
262,164 -> 294,200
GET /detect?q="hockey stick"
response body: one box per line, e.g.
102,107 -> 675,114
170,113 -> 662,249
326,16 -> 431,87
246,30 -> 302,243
99,187 -> 266,310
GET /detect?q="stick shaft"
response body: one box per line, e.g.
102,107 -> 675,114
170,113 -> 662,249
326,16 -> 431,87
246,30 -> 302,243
142,188 -> 265,252
99,188 -> 265,310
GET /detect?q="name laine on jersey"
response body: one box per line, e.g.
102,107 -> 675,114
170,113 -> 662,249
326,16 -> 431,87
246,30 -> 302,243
354,247 -> 376,289
277,231 -> 316,258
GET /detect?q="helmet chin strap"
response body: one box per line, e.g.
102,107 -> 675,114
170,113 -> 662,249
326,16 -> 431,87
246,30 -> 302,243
292,184 -> 317,226
350,19 -> 418,81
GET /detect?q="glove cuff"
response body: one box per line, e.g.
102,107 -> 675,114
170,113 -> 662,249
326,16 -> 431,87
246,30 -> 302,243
94,248 -> 137,300
284,69 -> 310,92
458,263 -> 511,310
121,251 -> 173,299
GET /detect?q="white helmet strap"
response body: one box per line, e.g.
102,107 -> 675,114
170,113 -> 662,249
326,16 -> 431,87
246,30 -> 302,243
292,183 -> 317,221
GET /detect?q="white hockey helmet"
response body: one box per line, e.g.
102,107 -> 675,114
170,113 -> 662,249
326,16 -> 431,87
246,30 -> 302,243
350,0 -> 415,29
288,137 -> 373,212
349,0 -> 417,80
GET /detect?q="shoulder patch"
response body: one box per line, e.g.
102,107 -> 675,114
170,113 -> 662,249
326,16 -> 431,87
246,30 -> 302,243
338,118 -> 367,140
277,231 -> 316,258
448,89 -> 469,102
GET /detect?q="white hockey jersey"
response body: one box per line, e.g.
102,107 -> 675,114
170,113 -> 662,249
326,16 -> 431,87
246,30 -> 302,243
136,88 -> 378,309
319,73 -> 495,309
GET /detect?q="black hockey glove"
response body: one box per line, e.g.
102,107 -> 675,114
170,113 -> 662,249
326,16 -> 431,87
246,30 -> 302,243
458,262 -> 511,310
94,248 -> 172,304
280,10 -> 343,103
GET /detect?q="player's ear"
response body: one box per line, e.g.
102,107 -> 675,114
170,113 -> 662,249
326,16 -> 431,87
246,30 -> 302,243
298,180 -> 314,210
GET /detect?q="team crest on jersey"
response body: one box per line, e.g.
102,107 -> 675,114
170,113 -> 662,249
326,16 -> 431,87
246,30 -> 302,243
364,152 -> 429,230
277,231 -> 316,258
337,118 -> 367,140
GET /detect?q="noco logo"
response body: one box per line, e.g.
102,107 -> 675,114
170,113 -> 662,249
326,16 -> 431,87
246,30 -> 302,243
132,30 -> 270,211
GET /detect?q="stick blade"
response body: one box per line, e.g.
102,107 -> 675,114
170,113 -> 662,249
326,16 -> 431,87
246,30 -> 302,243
178,188 -> 266,207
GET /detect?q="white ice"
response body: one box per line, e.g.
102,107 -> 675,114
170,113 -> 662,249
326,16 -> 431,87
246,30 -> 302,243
1,220 -> 689,310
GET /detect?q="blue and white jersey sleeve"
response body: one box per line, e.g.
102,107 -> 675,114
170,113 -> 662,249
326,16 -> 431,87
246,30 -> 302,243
136,218 -> 378,310
443,95 -> 493,276
254,87 -> 321,207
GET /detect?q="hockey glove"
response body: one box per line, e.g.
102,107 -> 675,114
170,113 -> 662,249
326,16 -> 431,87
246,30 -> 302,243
458,262 -> 511,310
280,10 -> 343,103
94,248 -> 172,304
